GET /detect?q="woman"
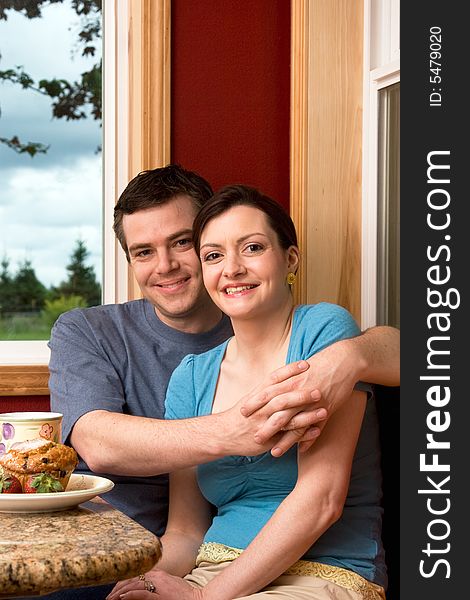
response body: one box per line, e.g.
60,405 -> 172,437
108,185 -> 386,600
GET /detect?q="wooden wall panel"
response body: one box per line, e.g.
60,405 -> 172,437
291,0 -> 363,322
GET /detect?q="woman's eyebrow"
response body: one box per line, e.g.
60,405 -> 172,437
200,242 -> 222,251
236,232 -> 267,243
200,232 -> 268,251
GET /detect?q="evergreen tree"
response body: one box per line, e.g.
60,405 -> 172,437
13,259 -> 47,312
53,239 -> 101,306
0,255 -> 15,315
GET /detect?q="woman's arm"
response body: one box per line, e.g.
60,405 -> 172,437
200,391 -> 367,600
158,467 -> 213,576
107,467 -> 212,600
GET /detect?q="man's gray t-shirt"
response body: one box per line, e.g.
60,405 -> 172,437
48,299 -> 233,536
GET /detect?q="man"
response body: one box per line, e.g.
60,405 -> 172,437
49,164 -> 399,539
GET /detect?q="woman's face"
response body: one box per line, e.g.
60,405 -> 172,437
199,205 -> 299,320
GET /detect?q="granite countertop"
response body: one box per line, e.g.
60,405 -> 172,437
0,498 -> 162,598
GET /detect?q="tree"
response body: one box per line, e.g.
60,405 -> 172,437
52,239 -> 101,306
0,255 -> 15,315
0,0 -> 102,156
12,258 -> 47,312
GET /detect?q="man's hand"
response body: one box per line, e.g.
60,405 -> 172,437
241,340 -> 362,454
240,326 -> 399,454
228,360 -> 326,457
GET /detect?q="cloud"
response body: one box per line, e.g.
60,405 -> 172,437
0,155 -> 102,288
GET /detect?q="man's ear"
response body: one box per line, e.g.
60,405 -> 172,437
287,245 -> 300,273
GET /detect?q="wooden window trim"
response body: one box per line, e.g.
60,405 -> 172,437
127,0 -> 171,300
0,365 -> 49,396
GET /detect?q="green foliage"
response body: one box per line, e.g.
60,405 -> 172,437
0,134 -> 49,156
5,258 -> 47,313
41,295 -> 87,329
1,255 -> 47,315
0,0 -> 102,154
0,238 -> 100,339
0,256 -> 15,315
0,313 -> 51,340
0,64 -> 34,87
37,61 -> 102,121
51,239 -> 101,307
0,1 -> 65,21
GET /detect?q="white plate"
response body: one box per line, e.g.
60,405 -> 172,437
0,474 -> 114,513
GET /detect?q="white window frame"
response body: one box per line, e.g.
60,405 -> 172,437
0,1 -> 130,366
361,0 -> 400,328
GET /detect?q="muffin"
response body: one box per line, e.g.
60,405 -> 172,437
0,438 -> 78,492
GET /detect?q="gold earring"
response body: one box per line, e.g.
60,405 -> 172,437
286,272 -> 296,286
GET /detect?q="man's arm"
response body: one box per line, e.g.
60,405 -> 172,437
241,325 -> 399,450
71,373 -> 323,476
348,324 -> 400,386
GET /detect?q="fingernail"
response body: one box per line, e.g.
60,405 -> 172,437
315,408 -> 327,419
271,447 -> 283,457
240,407 -> 247,416
310,390 -> 320,399
254,434 -> 262,444
298,360 -> 308,370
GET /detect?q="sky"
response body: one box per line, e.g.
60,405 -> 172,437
0,1 -> 102,288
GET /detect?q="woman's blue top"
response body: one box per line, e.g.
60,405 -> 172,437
165,303 -> 387,588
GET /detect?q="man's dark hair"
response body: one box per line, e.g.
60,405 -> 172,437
113,164 -> 213,260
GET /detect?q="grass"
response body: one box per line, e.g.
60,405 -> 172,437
0,315 -> 51,341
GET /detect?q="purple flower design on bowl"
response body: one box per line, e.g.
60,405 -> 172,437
2,423 -> 15,440
0,443 -> 5,456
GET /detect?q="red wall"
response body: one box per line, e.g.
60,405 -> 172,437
171,0 -> 291,211
1,396 -> 50,412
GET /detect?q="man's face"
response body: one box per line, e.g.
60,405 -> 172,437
123,195 -> 217,331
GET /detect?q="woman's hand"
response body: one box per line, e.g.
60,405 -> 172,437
106,570 -> 204,600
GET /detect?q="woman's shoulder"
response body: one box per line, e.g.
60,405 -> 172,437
166,340 -> 229,419
289,303 -> 360,360
167,340 -> 229,394
294,302 -> 358,330
184,338 -> 231,370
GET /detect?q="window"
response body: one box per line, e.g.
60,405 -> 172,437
377,82 -> 400,327
362,0 -> 400,329
0,0 -> 128,366
0,1 -> 102,346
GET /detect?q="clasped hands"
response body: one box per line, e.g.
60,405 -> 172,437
230,360 -> 324,457
233,339 -> 357,457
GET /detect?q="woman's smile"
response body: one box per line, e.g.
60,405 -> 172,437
222,283 -> 259,296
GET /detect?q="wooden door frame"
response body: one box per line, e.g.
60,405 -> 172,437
290,0 -> 364,323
